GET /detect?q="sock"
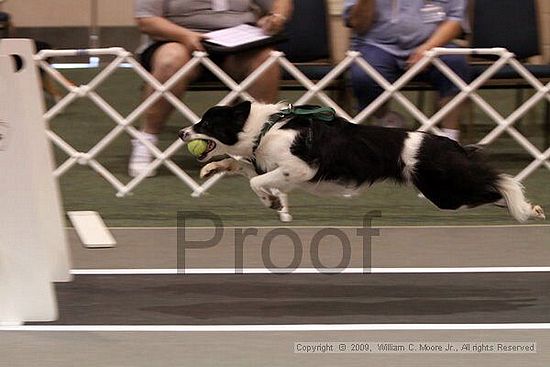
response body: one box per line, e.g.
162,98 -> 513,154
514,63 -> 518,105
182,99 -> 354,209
440,128 -> 460,142
139,130 -> 158,143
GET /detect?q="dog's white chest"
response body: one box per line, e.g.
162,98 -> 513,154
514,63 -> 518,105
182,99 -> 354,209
254,128 -> 300,172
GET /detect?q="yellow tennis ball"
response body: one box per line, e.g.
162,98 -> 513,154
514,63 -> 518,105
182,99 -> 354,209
187,139 -> 208,157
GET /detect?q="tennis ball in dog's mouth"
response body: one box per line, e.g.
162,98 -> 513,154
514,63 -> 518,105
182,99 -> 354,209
187,139 -> 208,157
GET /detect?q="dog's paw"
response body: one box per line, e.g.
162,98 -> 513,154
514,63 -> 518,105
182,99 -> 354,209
200,162 -> 225,179
278,211 -> 293,222
532,205 -> 545,220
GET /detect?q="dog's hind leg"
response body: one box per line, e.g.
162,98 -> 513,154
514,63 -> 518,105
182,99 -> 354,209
494,174 -> 545,222
412,161 -> 545,222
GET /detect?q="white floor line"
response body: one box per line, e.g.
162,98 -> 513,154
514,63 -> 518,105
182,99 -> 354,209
70,266 -> 550,275
91,224 -> 550,230
2,323 -> 550,332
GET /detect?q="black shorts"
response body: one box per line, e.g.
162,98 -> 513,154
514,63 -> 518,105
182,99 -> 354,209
138,41 -> 225,72
139,41 -> 169,72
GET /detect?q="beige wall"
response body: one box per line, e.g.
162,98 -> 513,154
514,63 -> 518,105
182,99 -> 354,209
326,0 -> 348,61
97,0 -> 135,26
2,0 -> 92,27
1,0 -> 549,62
1,0 -> 135,27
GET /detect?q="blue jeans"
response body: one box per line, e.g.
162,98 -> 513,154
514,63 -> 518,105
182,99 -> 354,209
350,43 -> 470,110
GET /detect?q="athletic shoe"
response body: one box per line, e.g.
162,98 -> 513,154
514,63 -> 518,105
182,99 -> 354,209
128,132 -> 158,177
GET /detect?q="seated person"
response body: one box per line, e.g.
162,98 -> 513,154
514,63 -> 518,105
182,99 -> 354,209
343,0 -> 469,141
130,0 -> 292,177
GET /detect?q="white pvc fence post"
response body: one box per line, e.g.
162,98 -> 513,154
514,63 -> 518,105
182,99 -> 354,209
0,39 -> 72,325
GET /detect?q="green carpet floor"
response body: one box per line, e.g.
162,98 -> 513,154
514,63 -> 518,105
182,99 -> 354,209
49,68 -> 550,227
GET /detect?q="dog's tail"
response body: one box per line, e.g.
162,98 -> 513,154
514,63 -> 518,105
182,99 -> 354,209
495,174 -> 545,222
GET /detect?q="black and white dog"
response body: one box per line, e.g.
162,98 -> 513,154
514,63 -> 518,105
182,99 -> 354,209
179,101 -> 545,223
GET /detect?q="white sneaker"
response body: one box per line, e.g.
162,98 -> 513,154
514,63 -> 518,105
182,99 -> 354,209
375,110 -> 407,129
129,132 -> 158,178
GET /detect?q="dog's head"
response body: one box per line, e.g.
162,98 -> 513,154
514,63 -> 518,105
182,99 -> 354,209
178,101 -> 251,162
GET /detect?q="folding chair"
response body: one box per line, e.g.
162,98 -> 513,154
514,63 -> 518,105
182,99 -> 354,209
469,0 -> 550,147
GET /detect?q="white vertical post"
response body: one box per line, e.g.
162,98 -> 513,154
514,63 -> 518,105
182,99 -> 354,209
0,39 -> 72,324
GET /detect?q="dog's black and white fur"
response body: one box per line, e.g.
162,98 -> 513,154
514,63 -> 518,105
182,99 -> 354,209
179,101 -> 545,223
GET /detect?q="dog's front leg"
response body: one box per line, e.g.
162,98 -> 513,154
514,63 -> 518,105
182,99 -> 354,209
270,189 -> 292,222
249,168 -> 292,213
200,158 -> 255,179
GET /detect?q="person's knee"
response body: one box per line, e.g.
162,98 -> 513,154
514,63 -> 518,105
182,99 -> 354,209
350,46 -> 396,90
151,44 -> 193,80
226,47 -> 277,82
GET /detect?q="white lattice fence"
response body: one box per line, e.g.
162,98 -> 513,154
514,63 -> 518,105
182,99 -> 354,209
35,46 -> 550,198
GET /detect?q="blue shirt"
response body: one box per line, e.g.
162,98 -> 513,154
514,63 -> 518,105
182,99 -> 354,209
343,0 -> 465,58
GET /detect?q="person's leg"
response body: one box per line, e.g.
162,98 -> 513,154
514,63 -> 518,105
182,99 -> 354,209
130,42 -> 201,177
350,44 -> 400,117
143,42 -> 201,134
437,95 -> 462,141
425,46 -> 469,141
222,47 -> 279,103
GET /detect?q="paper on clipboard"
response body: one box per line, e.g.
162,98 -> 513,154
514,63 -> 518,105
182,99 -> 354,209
204,24 -> 270,48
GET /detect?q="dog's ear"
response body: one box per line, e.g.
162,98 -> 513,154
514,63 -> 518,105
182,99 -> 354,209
232,100 -> 252,126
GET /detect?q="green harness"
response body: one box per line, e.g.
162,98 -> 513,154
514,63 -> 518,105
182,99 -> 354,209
251,104 -> 336,155
249,104 -> 336,173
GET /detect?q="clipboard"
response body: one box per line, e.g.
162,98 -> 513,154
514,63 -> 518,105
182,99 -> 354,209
202,24 -> 288,54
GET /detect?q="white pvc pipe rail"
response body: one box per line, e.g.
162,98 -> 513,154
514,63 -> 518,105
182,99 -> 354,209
34,47 -> 550,197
